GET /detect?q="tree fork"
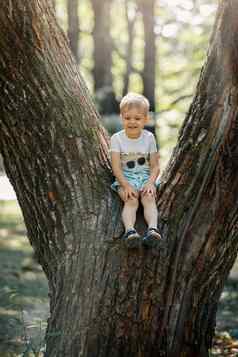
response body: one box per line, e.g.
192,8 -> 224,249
0,1 -> 238,356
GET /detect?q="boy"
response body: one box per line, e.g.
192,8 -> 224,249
110,92 -> 161,248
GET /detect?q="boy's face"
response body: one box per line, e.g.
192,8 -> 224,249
121,105 -> 148,139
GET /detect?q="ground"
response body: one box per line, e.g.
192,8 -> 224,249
0,200 -> 48,357
0,176 -> 238,356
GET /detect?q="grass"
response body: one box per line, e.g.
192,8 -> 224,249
0,201 -> 48,357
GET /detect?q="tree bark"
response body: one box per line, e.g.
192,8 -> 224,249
137,0 -> 156,111
90,0 -> 118,114
67,0 -> 80,63
0,1 -> 238,357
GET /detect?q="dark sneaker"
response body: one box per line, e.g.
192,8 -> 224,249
123,229 -> 141,249
142,228 -> 162,248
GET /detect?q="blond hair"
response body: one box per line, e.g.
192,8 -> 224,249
120,92 -> 150,114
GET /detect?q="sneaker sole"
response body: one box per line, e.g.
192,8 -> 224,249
125,235 -> 141,249
142,235 -> 161,248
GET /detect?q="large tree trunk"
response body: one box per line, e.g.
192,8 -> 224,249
137,0 -> 156,111
90,0 -> 118,114
67,0 -> 80,63
0,1 -> 238,357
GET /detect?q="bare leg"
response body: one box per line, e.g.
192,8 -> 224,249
118,190 -> 139,231
141,193 -> 161,247
141,193 -> 158,228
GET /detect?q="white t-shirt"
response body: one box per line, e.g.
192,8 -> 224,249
110,129 -> 157,174
110,129 -> 157,155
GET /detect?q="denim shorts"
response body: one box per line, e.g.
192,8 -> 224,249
111,169 -> 160,192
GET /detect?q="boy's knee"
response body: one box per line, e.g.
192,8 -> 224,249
141,193 -> 156,205
126,197 -> 139,207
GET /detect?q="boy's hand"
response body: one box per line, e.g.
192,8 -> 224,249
141,182 -> 156,197
122,184 -> 138,201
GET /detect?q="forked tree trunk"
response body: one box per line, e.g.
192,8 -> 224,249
0,1 -> 238,357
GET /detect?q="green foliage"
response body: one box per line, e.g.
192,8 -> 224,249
158,0 -> 217,116
0,201 -> 48,357
54,0 -> 218,152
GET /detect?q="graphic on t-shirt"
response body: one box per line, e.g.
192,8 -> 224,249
121,152 -> 150,171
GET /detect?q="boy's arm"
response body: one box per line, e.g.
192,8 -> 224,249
111,152 -> 138,200
141,152 -> 160,196
147,152 -> 160,184
111,152 -> 130,188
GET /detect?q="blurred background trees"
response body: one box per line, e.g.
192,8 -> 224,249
54,0 -> 217,166
55,0 -> 217,112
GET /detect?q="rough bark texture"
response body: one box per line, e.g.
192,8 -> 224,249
67,0 -> 80,63
0,1 -> 238,357
137,0 -> 156,111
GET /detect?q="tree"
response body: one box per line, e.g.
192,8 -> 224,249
137,0 -> 156,111
90,0 -> 118,114
51,0 -> 55,12
0,1 -> 238,356
67,0 -> 80,63
122,0 -> 137,97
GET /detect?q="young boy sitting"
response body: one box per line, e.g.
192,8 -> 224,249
110,92 -> 161,248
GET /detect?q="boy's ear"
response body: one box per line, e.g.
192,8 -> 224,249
145,114 -> 150,123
